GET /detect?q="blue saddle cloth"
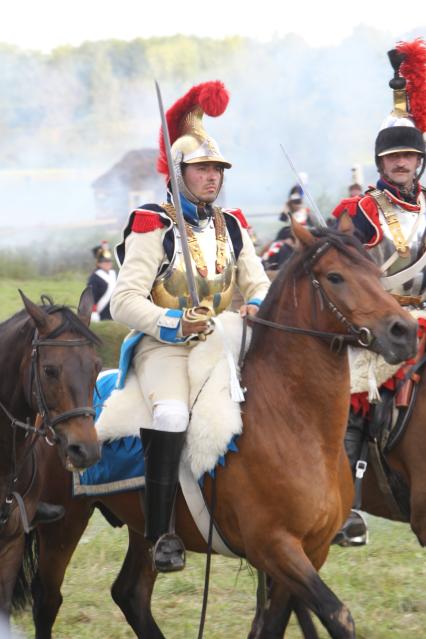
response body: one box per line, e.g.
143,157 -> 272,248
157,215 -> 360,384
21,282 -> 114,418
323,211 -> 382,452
73,435 -> 145,496
73,342 -> 239,496
73,368 -> 146,496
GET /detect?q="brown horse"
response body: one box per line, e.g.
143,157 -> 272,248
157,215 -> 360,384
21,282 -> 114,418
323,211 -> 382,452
0,289 -> 102,619
252,363 -> 426,639
31,224 -> 416,639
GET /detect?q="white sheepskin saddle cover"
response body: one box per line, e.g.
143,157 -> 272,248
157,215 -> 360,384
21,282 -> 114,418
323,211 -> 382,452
349,309 -> 426,394
348,348 -> 400,394
95,312 -> 250,480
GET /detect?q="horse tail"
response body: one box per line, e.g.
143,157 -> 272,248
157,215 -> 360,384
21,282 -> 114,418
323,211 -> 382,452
293,598 -> 320,639
11,530 -> 39,611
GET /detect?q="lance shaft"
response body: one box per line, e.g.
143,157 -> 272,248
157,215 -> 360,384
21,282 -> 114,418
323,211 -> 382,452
279,143 -> 327,229
155,81 -> 200,306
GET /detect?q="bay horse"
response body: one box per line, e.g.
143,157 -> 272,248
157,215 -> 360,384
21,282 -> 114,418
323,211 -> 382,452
30,223 -> 416,639
0,289 -> 102,620
250,360 -> 426,639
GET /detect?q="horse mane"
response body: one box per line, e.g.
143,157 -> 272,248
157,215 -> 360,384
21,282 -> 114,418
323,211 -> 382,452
250,228 -> 378,348
0,300 -> 102,346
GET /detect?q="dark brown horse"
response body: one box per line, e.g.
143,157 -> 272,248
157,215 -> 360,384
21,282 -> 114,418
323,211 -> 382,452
0,289 -> 102,619
31,224 -> 416,639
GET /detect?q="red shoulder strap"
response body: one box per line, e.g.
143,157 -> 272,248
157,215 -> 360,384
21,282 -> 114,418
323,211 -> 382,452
223,208 -> 249,229
131,210 -> 166,233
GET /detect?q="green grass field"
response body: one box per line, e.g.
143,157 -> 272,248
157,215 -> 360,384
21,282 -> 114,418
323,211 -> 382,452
11,513 -> 426,639
4,278 -> 426,638
1,277 -> 88,321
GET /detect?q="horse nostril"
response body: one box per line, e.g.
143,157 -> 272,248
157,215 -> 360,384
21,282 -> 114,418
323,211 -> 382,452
388,319 -> 408,341
67,444 -> 85,464
67,442 -> 101,468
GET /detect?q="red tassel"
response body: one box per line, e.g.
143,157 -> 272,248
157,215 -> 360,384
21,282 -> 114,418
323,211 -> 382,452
396,38 -> 426,133
157,81 -> 230,176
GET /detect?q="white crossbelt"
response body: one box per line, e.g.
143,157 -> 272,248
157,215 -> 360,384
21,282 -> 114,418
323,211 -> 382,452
95,269 -> 117,314
381,193 -> 426,291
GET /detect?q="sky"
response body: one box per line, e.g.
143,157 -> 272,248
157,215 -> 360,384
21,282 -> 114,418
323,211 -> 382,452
1,0 -> 425,51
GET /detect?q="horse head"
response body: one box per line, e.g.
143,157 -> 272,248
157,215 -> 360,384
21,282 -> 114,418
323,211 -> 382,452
258,219 -> 417,365
19,288 -> 102,471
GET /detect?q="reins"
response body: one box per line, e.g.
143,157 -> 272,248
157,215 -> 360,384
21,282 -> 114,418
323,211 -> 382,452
238,240 -> 375,369
0,305 -> 97,534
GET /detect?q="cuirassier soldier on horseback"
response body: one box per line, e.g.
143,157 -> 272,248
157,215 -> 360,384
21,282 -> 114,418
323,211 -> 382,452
110,81 -> 270,572
332,39 -> 426,546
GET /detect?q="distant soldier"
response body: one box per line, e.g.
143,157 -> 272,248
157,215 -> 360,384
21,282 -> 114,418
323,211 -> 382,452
261,226 -> 296,270
279,183 -> 314,227
261,183 -> 312,269
348,164 -> 363,197
87,241 -> 117,322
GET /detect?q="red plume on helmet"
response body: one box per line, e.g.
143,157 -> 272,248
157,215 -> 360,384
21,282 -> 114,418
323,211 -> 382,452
397,38 -> 426,133
157,81 -> 230,176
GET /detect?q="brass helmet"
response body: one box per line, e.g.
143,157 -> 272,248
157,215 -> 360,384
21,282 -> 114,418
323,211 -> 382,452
157,81 -> 232,203
92,240 -> 112,263
375,39 -> 426,167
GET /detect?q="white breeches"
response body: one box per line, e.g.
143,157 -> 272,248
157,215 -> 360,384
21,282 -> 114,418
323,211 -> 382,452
133,335 -> 193,432
151,400 -> 189,433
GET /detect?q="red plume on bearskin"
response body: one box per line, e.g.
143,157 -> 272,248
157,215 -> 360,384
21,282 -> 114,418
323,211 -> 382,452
157,81 -> 230,176
397,38 -> 426,133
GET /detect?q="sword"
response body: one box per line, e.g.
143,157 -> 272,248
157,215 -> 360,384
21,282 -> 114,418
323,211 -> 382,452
279,143 -> 327,229
155,80 -> 200,306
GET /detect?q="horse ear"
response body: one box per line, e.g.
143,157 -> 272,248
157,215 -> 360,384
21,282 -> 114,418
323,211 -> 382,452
291,217 -> 316,247
337,211 -> 355,235
19,289 -> 53,332
78,287 -> 94,326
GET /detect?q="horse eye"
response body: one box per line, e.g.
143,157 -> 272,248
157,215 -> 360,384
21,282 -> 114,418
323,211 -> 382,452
43,365 -> 59,379
326,273 -> 344,284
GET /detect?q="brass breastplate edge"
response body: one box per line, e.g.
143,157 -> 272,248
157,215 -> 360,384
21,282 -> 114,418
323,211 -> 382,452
160,202 -> 227,277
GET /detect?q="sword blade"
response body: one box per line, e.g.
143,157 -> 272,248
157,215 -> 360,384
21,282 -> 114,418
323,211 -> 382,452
155,80 -> 200,306
279,143 -> 327,229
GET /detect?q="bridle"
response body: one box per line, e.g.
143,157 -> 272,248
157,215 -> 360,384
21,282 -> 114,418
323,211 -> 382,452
0,307 -> 97,533
239,239 -> 375,367
29,327 -> 96,441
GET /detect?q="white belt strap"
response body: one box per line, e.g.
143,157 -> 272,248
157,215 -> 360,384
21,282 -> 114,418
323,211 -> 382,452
95,269 -> 117,314
381,193 -> 426,291
213,317 -> 245,402
178,460 -> 239,558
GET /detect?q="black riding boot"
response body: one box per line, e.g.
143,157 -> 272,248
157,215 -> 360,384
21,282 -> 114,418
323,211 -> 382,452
140,428 -> 186,573
333,410 -> 368,547
30,502 -> 65,528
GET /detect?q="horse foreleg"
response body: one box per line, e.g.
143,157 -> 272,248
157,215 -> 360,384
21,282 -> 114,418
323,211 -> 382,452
0,534 -> 25,618
248,570 -> 272,638
32,500 -> 92,639
250,575 -> 319,639
111,527 -> 164,639
250,537 -> 355,639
